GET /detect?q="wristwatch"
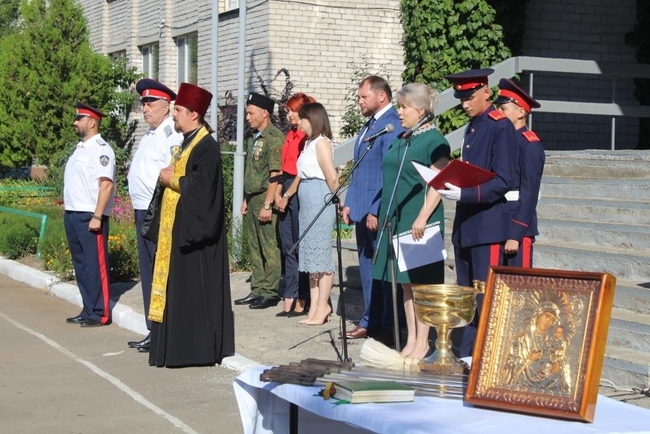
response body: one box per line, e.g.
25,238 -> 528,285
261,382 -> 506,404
263,203 -> 272,210
283,192 -> 290,199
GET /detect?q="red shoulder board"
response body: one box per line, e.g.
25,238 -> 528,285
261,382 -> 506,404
488,110 -> 506,121
522,130 -> 540,142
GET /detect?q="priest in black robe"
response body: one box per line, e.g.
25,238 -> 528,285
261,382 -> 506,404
148,82 -> 235,367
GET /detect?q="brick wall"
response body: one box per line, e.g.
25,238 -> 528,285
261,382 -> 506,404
520,0 -> 639,150
78,0 -> 642,150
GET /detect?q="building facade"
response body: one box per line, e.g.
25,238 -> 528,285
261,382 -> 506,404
80,0 -> 404,142
80,0 -> 642,150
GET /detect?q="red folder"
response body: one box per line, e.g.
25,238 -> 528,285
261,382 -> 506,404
428,159 -> 495,190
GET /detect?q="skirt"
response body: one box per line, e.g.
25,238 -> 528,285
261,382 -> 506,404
297,179 -> 335,273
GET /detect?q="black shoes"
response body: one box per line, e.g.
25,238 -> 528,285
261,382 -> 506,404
249,297 -> 280,309
67,314 -> 110,327
66,314 -> 89,324
128,333 -> 151,350
234,292 -> 261,305
286,309 -> 307,317
80,319 -> 111,328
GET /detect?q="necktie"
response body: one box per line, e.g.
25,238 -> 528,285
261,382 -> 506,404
356,117 -> 376,154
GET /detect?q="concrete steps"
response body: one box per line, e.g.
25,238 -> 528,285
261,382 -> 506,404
332,150 -> 650,388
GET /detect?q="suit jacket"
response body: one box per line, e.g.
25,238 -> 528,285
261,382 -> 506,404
344,106 -> 403,222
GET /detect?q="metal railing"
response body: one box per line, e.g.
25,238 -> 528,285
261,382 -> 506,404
0,207 -> 48,261
334,56 -> 650,164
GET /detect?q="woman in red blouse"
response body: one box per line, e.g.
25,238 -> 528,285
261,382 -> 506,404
274,93 -> 316,316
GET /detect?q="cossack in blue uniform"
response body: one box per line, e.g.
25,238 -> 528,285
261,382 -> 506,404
442,69 -> 519,357
494,78 -> 545,267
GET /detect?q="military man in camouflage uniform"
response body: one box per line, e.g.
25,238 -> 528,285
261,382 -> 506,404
234,93 -> 285,309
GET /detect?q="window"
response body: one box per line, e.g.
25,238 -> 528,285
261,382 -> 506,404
109,50 -> 126,61
226,0 -> 239,10
141,43 -> 159,80
177,33 -> 198,86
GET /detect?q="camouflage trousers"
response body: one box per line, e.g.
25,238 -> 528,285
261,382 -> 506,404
245,193 -> 281,299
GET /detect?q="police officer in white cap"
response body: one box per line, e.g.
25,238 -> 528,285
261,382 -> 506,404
126,79 -> 183,352
64,102 -> 115,327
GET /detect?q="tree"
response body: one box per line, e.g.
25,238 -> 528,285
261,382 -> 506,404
340,55 -> 391,138
401,0 -> 511,134
0,0 -> 20,39
0,0 -> 139,173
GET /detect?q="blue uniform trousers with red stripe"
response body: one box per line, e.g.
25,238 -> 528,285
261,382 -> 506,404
135,209 -> 156,329
64,211 -> 111,324
504,236 -> 534,268
455,242 -> 503,357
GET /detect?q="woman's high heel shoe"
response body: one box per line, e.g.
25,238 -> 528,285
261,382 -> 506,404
276,298 -> 297,317
306,314 -> 330,325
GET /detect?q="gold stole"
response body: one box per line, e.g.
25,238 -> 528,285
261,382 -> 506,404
148,126 -> 209,323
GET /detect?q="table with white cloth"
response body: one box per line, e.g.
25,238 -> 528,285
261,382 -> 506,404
234,366 -> 650,434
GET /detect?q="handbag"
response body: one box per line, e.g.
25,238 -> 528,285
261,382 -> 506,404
141,181 -> 164,243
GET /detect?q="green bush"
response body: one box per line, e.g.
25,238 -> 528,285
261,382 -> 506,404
40,212 -> 74,280
107,223 -> 138,282
0,220 -> 38,259
228,217 -> 251,271
40,209 -> 139,282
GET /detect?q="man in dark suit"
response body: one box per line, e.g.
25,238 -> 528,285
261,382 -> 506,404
341,76 -> 403,341
438,69 -> 519,357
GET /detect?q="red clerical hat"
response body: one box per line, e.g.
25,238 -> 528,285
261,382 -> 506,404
175,83 -> 213,117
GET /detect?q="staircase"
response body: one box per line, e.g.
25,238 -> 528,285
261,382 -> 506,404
535,150 -> 650,389
334,149 -> 650,389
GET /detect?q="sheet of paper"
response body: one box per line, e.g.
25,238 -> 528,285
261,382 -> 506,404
411,161 -> 440,185
391,223 -> 447,272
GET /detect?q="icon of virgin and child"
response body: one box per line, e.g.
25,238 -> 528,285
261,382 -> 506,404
501,301 -> 572,394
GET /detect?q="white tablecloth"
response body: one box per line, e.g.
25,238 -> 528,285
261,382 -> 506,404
234,366 -> 650,434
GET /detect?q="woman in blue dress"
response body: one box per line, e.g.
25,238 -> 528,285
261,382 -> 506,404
373,83 -> 451,359
282,103 -> 339,325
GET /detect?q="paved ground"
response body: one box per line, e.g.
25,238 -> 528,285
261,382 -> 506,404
0,257 -> 649,434
0,273 -> 241,433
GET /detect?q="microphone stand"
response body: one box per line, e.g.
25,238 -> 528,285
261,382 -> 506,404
372,135 -> 412,352
289,136 -> 382,362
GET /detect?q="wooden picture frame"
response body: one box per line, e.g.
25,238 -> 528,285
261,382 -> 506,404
465,266 -> 616,422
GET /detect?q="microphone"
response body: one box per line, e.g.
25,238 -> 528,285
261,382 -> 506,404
364,123 -> 395,142
399,112 -> 435,139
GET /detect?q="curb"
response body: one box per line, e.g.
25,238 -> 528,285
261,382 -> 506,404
0,257 -> 260,373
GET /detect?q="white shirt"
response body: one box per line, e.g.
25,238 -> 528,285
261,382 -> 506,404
297,135 -> 332,180
127,117 -> 182,209
63,134 -> 116,214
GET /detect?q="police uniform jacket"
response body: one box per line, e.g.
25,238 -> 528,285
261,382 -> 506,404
452,109 -> 519,248
63,134 -> 115,214
127,117 -> 183,210
507,126 -> 545,241
244,122 -> 285,196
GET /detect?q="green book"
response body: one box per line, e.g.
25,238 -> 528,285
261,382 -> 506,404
333,380 -> 415,404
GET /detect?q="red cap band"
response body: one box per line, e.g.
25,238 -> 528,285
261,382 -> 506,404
454,81 -> 485,91
142,88 -> 172,102
76,108 -> 101,120
498,89 -> 531,112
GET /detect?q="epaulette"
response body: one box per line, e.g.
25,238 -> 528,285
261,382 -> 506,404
96,137 -> 108,146
522,130 -> 541,142
488,110 -> 507,121
164,125 -> 173,138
